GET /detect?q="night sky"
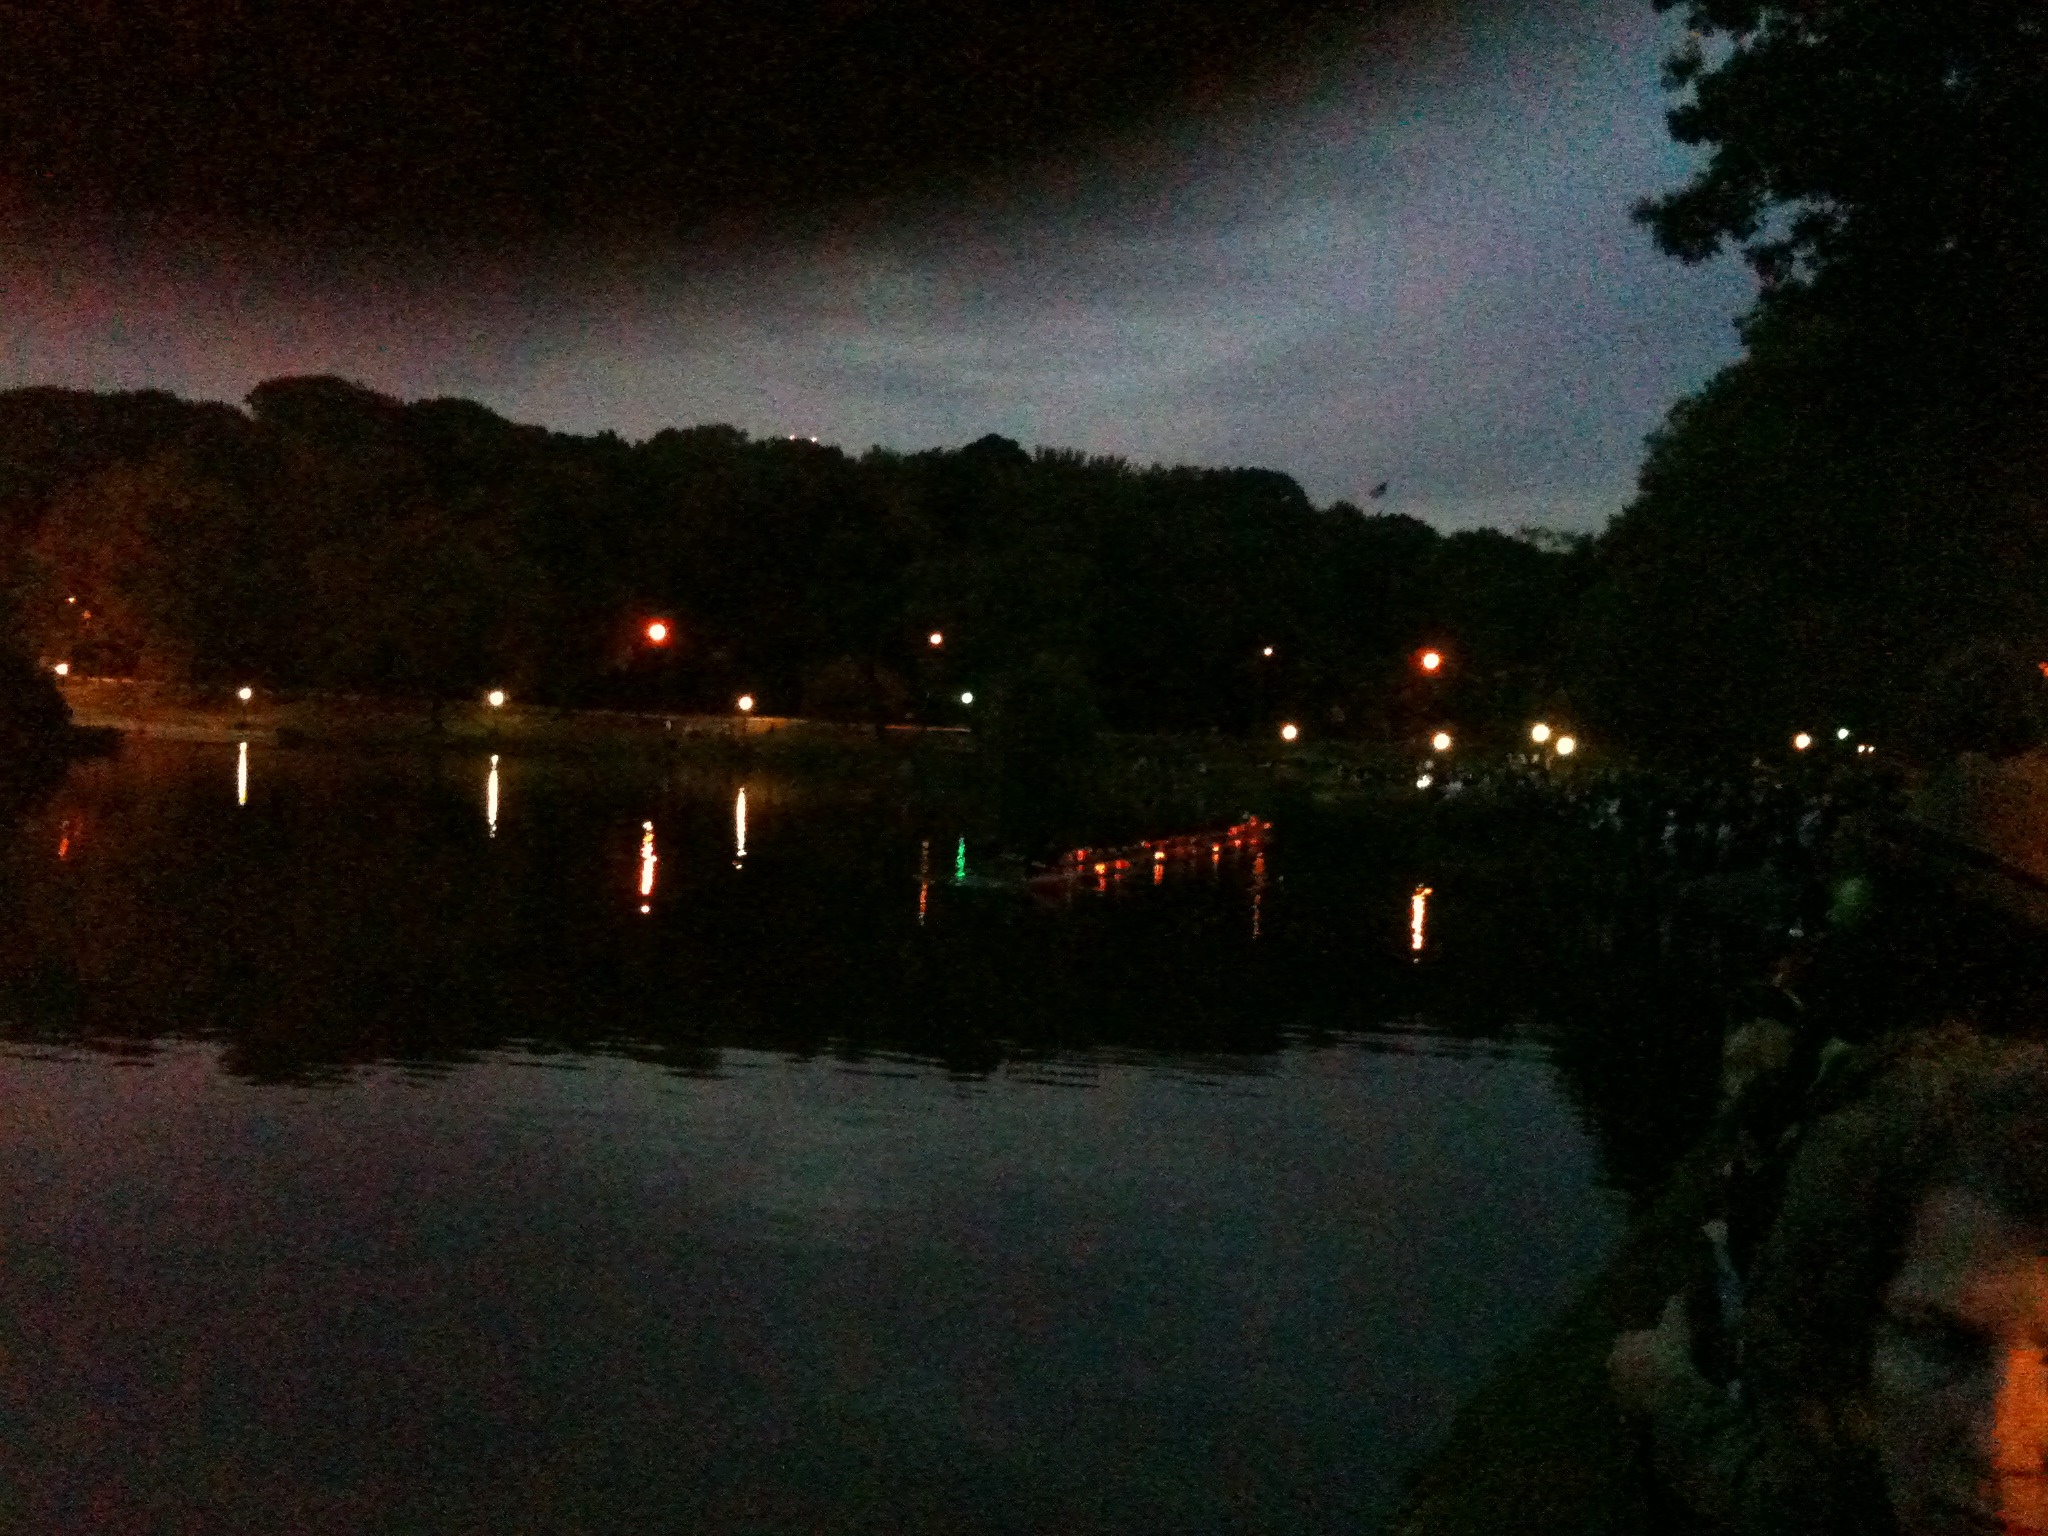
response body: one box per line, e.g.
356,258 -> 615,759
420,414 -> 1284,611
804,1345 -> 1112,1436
0,0 -> 1753,531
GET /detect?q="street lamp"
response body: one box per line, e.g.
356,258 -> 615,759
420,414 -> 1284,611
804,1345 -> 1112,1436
1261,646 -> 1274,658
486,690 -> 507,709
1280,723 -> 1299,742
1530,722 -> 1551,745
52,662 -> 69,677
928,631 -> 944,648
1555,735 -> 1577,757
959,691 -> 974,705
1419,649 -> 1442,673
1431,730 -> 1452,752
736,694 -> 755,713
1793,732 -> 1812,751
237,686 -> 254,703
645,620 -> 670,645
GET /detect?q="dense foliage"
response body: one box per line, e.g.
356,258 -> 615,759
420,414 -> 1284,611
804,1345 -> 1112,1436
1578,0 -> 2048,760
0,378 -> 1590,741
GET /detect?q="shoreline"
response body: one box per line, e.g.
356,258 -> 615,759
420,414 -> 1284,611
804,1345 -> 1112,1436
56,677 -> 973,755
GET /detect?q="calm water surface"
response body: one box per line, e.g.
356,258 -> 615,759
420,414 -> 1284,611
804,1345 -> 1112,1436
0,741 -> 1625,1534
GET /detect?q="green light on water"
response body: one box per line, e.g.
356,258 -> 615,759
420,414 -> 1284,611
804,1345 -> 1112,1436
955,837 -> 967,881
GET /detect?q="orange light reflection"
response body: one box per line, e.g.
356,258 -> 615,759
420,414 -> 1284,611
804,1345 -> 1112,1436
1411,884 -> 1433,953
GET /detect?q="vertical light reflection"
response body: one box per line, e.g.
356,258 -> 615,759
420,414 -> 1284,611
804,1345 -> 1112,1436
1411,884 -> 1433,954
486,754 -> 500,837
1252,849 -> 1267,940
955,837 -> 967,882
640,820 -> 657,912
734,786 -> 748,865
918,838 -> 930,926
236,740 -> 249,806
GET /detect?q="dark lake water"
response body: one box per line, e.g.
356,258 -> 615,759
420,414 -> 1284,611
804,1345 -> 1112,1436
0,740 -> 1639,1534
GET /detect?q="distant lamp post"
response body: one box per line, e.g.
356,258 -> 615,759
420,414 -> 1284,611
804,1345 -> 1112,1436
928,631 -> 944,648
52,662 -> 69,677
1835,727 -> 1850,741
1793,732 -> 1813,751
1419,649 -> 1443,673
1530,722 -> 1552,745
487,690 -> 507,709
645,620 -> 670,645
959,691 -> 974,705
1555,735 -> 1577,757
737,694 -> 755,714
1280,723 -> 1300,742
1431,730 -> 1453,752
1261,646 -> 1275,658
237,686 -> 254,703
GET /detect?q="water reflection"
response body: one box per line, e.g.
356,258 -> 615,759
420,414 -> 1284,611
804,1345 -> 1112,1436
918,838 -> 930,926
734,785 -> 747,866
486,754 -> 500,837
639,820 -> 657,913
1411,884 -> 1433,954
1253,848 -> 1267,939
236,740 -> 249,807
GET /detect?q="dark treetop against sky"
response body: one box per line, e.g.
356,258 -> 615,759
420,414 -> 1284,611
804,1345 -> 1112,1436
0,0 -> 1752,532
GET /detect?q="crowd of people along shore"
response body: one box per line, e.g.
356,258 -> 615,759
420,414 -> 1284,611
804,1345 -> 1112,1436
1454,752 -> 2048,1535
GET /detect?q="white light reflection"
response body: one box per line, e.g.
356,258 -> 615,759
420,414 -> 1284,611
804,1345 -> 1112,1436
639,820 -> 657,911
486,754 -> 500,836
734,786 -> 748,865
236,740 -> 249,806
1411,884 -> 1433,954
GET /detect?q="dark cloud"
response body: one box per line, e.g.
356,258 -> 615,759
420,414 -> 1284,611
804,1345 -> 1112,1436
0,0 -> 1394,257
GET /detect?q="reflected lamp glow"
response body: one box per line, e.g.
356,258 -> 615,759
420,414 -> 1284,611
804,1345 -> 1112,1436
1280,723 -> 1299,742
486,754 -> 499,836
735,787 -> 748,861
1793,732 -> 1813,751
1431,730 -> 1452,752
639,820 -> 657,902
1411,884 -> 1432,953
1530,722 -> 1552,745
956,837 -> 969,882
236,740 -> 248,806
1555,735 -> 1577,757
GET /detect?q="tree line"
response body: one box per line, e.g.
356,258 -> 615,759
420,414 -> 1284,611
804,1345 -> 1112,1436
0,377 -> 1593,746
